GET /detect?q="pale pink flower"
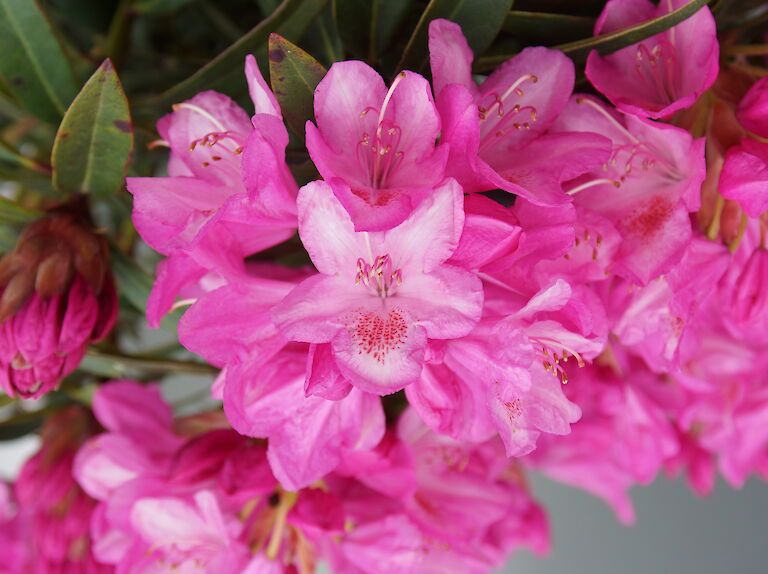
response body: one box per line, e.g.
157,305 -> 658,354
585,0 -> 718,118
306,62 -> 448,230
272,178 -> 483,394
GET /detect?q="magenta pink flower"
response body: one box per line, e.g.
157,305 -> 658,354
736,76 -> 768,139
719,138 -> 768,218
128,56 -> 297,326
13,408 -> 112,573
272,178 -> 483,394
222,348 -> 385,491
528,358 -> 678,524
585,0 -> 718,118
428,19 -> 610,206
306,62 -> 448,231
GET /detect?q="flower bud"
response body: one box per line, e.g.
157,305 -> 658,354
0,199 -> 117,398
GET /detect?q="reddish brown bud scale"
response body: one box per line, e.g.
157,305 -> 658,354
0,196 -> 118,399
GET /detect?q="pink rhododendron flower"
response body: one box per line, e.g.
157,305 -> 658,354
719,138 -> 768,217
273,178 -> 483,394
585,0 -> 718,118
306,62 -> 448,230
429,19 -> 611,206
11,408 -> 111,573
552,95 -> 705,284
528,357 -> 679,524
736,75 -> 768,138
128,56 -> 297,325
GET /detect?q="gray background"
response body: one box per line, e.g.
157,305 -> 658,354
504,474 -> 767,574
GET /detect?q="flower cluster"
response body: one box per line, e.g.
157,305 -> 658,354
3,1 -> 768,572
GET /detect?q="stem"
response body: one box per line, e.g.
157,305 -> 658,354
725,44 -> 768,56
706,194 -> 725,240
81,349 -> 218,378
729,62 -> 768,78
0,137 -> 51,174
105,0 -> 135,71
729,213 -> 749,253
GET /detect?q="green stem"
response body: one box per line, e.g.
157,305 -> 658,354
81,349 -> 218,378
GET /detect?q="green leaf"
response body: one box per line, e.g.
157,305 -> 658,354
0,198 -> 43,225
147,0 -> 328,110
135,0 -> 197,14
109,243 -> 153,314
268,34 -> 326,137
80,350 -> 217,379
398,0 -> 514,74
502,11 -> 595,45
51,59 -> 133,197
0,0 -> 78,124
334,0 -> 411,61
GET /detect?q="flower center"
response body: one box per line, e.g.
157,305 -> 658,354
188,131 -> 245,167
355,254 -> 402,298
634,39 -> 679,105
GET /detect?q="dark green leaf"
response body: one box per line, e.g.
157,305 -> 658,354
51,59 -> 133,197
0,198 -> 43,225
135,0 -> 197,14
0,414 -> 43,440
147,0 -> 328,110
0,0 -> 78,123
334,0 -> 411,61
80,350 -> 217,379
398,0 -> 514,74
268,34 -> 326,137
503,11 -> 595,45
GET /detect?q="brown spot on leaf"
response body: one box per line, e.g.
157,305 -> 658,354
268,49 -> 285,63
114,120 -> 132,133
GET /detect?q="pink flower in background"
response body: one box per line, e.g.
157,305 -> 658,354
429,19 -> 611,206
736,76 -> 768,139
719,138 -> 768,218
10,408 -> 111,574
273,178 -> 483,394
306,62 -> 447,230
585,0 -> 718,118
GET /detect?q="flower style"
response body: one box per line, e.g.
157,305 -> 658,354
306,62 -> 448,230
272,178 -> 483,394
585,0 -> 718,118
